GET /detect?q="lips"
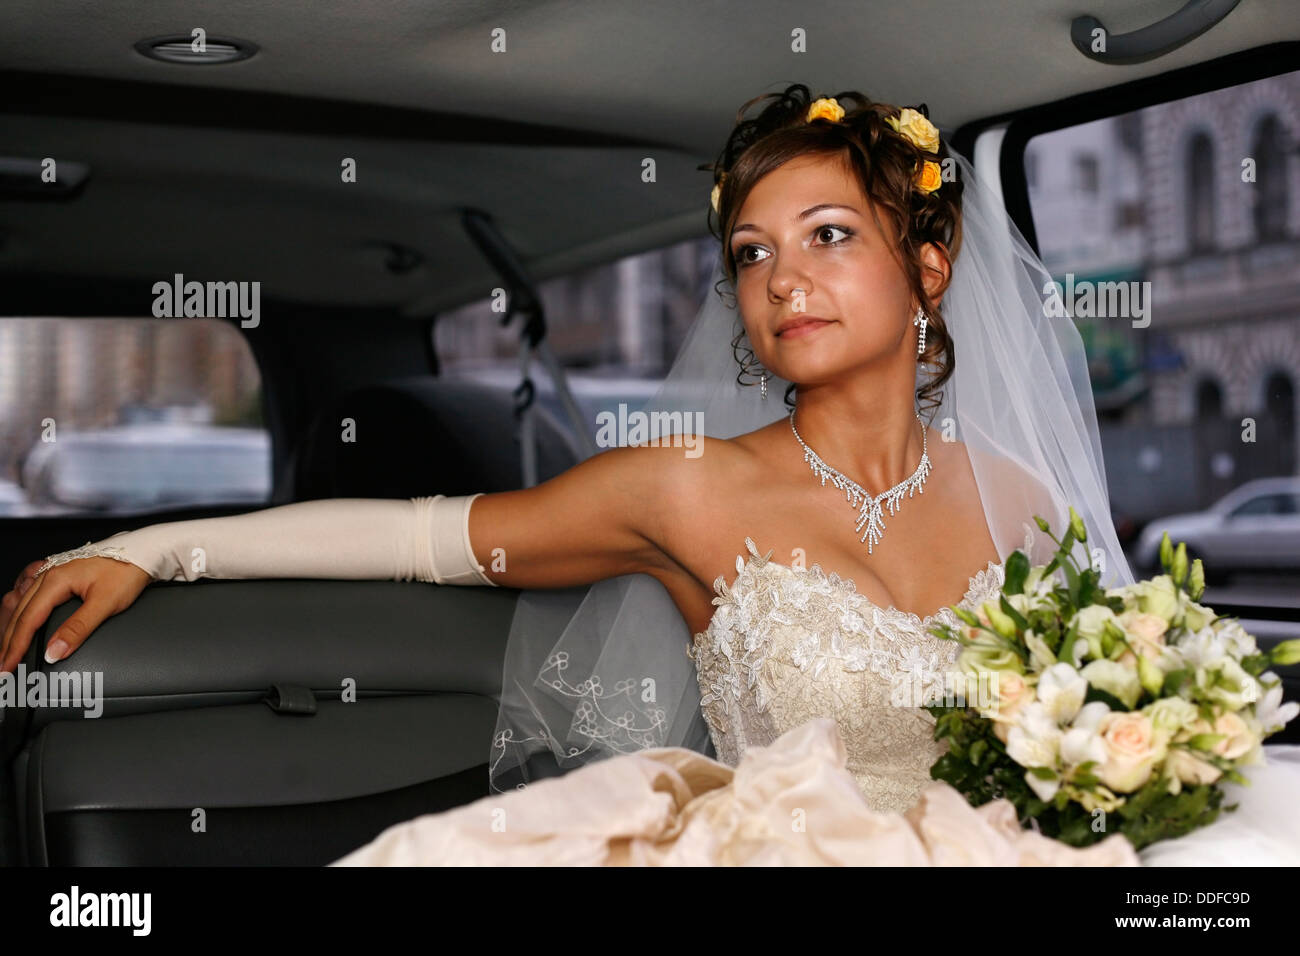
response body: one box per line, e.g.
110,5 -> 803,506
775,315 -> 833,338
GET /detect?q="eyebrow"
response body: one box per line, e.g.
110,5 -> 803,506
730,203 -> 863,240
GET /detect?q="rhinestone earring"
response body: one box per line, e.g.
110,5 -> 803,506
913,306 -> 928,355
760,370 -> 769,400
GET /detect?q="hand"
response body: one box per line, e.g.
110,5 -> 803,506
0,557 -> 153,673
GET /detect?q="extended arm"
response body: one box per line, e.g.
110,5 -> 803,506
35,495 -> 494,586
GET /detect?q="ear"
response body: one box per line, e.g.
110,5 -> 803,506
918,241 -> 951,307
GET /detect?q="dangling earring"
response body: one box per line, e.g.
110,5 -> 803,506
913,306 -> 928,355
760,370 -> 769,400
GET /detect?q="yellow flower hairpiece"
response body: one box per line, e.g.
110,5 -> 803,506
806,97 -> 846,123
710,99 -> 944,211
710,172 -> 726,214
885,108 -> 940,153
886,108 -> 943,194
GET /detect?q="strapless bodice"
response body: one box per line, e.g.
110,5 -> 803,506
686,537 -> 1005,813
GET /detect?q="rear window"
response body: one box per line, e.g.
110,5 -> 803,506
0,317 -> 269,516
433,234 -> 720,441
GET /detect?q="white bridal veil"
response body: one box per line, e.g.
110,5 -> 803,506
487,149 -> 1135,792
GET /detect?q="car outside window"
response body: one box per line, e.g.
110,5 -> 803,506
0,317 -> 269,516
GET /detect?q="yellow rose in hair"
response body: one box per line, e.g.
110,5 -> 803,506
806,97 -> 845,123
887,108 -> 940,153
915,160 -> 943,194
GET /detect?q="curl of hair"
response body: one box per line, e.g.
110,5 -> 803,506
702,83 -> 964,424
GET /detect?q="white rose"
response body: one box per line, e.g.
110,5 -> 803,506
1130,575 -> 1180,623
1214,619 -> 1258,659
1080,659 -> 1142,709
1074,605 -> 1122,659
1198,658 -> 1260,711
1179,628 -> 1229,670
1144,697 -> 1198,737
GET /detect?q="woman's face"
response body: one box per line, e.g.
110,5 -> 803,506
728,152 -> 924,389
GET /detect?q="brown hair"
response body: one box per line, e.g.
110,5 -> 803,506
704,84 -> 963,421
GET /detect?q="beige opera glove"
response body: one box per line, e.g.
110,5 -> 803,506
33,494 -> 496,587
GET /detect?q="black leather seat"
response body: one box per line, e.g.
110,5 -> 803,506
8,374 -> 584,865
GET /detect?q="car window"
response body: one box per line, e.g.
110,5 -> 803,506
432,235 -> 719,444
0,317 -> 269,516
1230,494 -> 1287,518
1021,67 -> 1300,571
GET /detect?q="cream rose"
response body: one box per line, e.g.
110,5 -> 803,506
1096,711 -> 1167,792
985,671 -> 1033,743
1168,747 -> 1222,786
1182,712 -> 1255,761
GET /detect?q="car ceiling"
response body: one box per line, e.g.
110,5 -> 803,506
2,0 -> 1296,315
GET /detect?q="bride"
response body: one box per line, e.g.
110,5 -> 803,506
4,85 -> 1298,866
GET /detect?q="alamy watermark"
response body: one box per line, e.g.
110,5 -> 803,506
1042,273 -> 1151,329
594,404 -> 704,458
152,272 -> 260,328
0,664 -> 103,718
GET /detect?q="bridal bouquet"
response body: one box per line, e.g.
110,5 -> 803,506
925,508 -> 1300,850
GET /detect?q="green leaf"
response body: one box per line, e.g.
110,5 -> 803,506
1161,668 -> 1191,697
1057,619 -> 1081,667
1084,685 -> 1128,712
1028,766 -> 1057,780
1004,550 -> 1029,595
1240,653 -> 1271,677
999,594 -> 1030,632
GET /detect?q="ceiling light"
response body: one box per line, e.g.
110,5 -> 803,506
134,34 -> 258,65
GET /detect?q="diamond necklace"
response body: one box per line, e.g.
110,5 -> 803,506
788,409 -> 932,555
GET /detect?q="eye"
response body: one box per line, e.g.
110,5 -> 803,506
733,223 -> 855,269
813,224 -> 853,246
734,244 -> 770,268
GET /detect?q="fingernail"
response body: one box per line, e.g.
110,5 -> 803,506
45,638 -> 68,664
18,577 -> 30,595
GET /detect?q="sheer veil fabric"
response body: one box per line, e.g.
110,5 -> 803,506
487,149 -> 1135,793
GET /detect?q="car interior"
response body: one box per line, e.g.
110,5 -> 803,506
2,1 -> 1298,866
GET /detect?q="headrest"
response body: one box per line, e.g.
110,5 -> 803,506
293,376 -> 582,499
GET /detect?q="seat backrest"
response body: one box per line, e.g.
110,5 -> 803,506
293,376 -> 582,499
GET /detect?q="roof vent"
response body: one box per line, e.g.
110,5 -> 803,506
134,34 -> 257,65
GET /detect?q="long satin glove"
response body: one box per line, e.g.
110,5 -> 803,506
33,494 -> 496,587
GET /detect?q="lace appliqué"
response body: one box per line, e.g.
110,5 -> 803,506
687,536 -> 1005,813
35,541 -> 133,576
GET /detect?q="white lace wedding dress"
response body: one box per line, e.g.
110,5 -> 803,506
333,538 -> 1300,866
